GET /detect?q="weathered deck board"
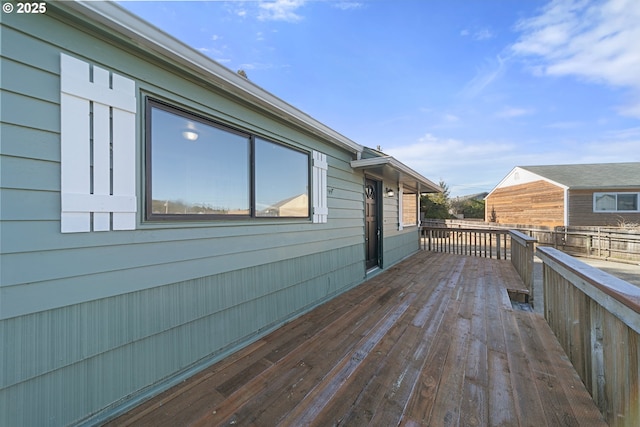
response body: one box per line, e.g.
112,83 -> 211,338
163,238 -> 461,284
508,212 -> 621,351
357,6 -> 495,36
106,251 -> 607,427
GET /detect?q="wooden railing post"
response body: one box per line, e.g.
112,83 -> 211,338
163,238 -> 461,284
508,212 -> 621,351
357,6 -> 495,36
509,230 -> 537,304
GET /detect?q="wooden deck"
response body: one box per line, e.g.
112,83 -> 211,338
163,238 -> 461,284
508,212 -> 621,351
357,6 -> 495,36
106,251 -> 607,426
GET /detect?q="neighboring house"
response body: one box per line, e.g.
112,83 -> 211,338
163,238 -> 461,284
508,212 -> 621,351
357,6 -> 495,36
0,2 -> 440,426
485,163 -> 640,227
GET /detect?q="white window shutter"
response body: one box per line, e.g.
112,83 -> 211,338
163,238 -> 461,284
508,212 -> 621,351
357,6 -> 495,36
60,54 -> 137,233
398,184 -> 403,231
312,151 -> 328,223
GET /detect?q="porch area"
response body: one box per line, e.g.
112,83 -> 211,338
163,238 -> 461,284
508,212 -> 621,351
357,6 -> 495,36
107,250 -> 606,426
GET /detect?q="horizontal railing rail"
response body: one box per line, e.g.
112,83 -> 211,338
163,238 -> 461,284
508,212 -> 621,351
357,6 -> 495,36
537,246 -> 640,426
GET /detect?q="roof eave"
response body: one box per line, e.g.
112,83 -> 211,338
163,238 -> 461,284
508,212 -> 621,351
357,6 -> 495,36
350,157 -> 442,193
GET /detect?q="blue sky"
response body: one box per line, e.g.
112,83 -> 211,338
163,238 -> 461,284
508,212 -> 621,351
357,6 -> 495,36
120,0 -> 640,197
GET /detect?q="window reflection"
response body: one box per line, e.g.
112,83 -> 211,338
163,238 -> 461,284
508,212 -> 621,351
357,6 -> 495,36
594,193 -> 639,212
150,106 -> 250,216
594,194 -> 616,211
618,194 -> 638,211
402,192 -> 417,226
255,138 -> 309,217
147,101 -> 312,220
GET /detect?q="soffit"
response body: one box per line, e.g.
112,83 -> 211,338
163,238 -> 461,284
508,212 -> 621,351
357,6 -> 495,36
351,157 -> 442,193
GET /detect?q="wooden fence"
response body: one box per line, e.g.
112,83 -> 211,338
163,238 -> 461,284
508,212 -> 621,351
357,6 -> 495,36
537,246 -> 640,426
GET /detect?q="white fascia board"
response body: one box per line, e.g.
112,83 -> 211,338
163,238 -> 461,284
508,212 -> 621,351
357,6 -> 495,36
350,156 -> 442,193
485,166 -> 568,199
60,1 -> 363,155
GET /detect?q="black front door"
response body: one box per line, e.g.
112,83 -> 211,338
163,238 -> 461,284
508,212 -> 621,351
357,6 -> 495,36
365,179 -> 380,269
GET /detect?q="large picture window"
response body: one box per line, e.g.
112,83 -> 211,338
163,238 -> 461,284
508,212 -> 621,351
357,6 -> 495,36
593,192 -> 639,212
146,100 -> 310,220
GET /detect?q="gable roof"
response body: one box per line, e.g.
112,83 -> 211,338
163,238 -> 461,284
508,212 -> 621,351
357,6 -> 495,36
520,162 -> 640,189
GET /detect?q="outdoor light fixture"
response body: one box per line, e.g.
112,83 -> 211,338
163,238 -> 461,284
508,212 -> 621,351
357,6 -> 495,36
385,187 -> 395,197
182,122 -> 199,141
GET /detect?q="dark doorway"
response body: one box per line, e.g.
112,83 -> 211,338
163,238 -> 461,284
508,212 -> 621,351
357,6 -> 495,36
365,179 -> 380,270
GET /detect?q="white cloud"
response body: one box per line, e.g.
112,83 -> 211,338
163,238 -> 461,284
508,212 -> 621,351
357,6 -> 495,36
333,2 -> 364,10
460,55 -> 507,98
495,107 -> 535,118
512,0 -> 640,117
258,0 -> 306,22
545,121 -> 583,129
474,28 -> 495,41
385,129 -> 639,196
460,27 -> 495,41
386,134 -> 518,196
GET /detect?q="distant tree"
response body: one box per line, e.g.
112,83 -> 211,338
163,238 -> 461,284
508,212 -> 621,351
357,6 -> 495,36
489,205 -> 498,223
461,199 -> 485,219
422,180 -> 453,219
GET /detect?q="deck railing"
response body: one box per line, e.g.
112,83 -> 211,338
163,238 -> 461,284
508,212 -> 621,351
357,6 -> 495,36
420,226 -> 509,259
510,230 -> 537,304
537,246 -> 640,426
420,227 -> 538,300
423,219 -> 640,264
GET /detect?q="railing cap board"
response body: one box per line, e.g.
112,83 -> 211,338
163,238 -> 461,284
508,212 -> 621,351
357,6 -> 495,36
421,226 -> 509,234
537,246 -> 640,315
509,230 -> 537,244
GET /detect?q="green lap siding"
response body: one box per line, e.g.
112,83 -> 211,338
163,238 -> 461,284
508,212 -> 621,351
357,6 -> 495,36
383,229 -> 421,267
0,245 -> 363,427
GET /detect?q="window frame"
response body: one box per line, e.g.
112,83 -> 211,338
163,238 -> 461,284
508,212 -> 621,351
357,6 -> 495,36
145,98 -> 312,222
593,192 -> 640,213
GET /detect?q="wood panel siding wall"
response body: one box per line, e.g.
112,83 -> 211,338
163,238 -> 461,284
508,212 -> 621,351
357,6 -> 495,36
0,8 -> 371,426
486,180 -> 565,227
569,189 -> 640,227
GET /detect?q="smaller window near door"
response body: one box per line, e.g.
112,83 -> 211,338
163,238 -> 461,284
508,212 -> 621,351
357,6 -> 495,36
402,192 -> 418,226
593,192 -> 639,212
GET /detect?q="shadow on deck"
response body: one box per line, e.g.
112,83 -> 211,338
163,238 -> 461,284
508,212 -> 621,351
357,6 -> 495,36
107,251 -> 606,426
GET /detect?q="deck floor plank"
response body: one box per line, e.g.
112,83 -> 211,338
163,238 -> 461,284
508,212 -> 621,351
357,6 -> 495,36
106,251 -> 607,427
